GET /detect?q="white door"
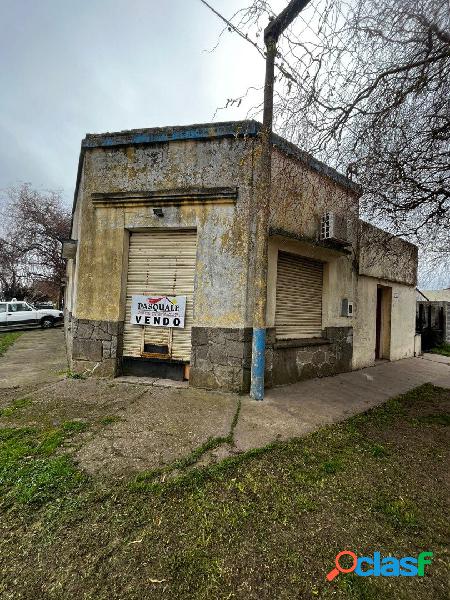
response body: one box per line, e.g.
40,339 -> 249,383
123,230 -> 197,361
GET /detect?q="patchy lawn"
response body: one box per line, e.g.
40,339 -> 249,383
0,331 -> 22,357
0,383 -> 448,599
430,343 -> 450,357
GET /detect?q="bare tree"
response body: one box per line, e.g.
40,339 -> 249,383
0,238 -> 30,300
208,0 -> 450,286
0,184 -> 71,303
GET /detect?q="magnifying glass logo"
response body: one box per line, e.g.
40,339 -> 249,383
326,550 -> 357,581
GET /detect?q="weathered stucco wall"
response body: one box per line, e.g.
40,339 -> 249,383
354,223 -> 417,368
74,137 -> 255,328
68,134 -> 260,385
64,169 -> 85,364
358,221 -> 418,286
353,276 -> 416,369
269,147 -> 360,240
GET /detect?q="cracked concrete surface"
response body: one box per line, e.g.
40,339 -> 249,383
75,384 -> 238,475
0,330 -> 449,475
0,328 -> 67,390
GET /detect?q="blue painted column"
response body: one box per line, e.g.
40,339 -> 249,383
250,327 -> 266,400
249,38 -> 276,402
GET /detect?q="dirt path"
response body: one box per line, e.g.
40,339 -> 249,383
0,328 -> 67,400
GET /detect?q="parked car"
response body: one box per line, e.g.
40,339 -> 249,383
33,301 -> 55,310
0,300 -> 63,329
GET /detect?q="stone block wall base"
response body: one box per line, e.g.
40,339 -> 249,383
190,327 -> 252,393
265,326 -> 353,388
66,318 -> 353,388
67,317 -> 124,377
72,358 -> 118,377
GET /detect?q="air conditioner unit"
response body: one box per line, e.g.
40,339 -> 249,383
319,212 -> 349,244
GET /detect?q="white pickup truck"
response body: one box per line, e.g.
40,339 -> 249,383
0,300 -> 63,329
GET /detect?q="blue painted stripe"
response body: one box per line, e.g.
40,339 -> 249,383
82,121 -> 261,149
78,119 -> 359,195
250,327 -> 266,401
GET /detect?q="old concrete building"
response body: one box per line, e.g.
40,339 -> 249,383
64,120 -> 418,392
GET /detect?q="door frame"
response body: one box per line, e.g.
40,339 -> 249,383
375,285 -> 392,360
121,227 -> 197,363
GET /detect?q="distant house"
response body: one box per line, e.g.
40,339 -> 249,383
63,120 -> 418,391
417,288 -> 450,302
416,288 -> 450,350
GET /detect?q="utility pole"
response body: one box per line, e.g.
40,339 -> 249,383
250,0 -> 312,401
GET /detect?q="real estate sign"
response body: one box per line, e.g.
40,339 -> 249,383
130,295 -> 186,328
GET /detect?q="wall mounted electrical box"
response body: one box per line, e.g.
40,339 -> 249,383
341,298 -> 354,317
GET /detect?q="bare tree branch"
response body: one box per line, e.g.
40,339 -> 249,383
0,184 -> 71,302
209,0 -> 450,286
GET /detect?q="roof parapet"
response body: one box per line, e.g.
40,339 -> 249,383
73,119 -> 361,215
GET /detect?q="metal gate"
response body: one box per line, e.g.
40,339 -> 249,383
275,251 -> 323,339
123,230 -> 197,361
416,303 -> 445,351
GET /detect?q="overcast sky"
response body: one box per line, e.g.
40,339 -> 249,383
0,0 -> 287,205
1,1 -> 445,288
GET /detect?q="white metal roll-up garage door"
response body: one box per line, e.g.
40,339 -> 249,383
275,251 -> 323,339
123,230 -> 197,361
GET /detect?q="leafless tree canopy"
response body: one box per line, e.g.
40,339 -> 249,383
0,184 -> 70,302
215,0 -> 450,286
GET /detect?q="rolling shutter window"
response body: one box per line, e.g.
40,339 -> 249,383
275,251 -> 323,339
123,230 -> 197,361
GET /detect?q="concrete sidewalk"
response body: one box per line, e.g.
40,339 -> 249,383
0,328 -> 67,392
233,354 -> 450,451
420,352 -> 450,365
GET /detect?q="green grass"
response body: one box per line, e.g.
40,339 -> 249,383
414,413 -> 450,426
0,396 -> 32,417
372,495 -> 422,530
0,425 -> 86,506
367,442 -> 389,457
99,415 -> 124,426
0,384 -> 448,599
430,342 -> 450,357
61,369 -> 87,379
61,420 -> 89,434
0,331 -> 22,357
337,574 -> 382,600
